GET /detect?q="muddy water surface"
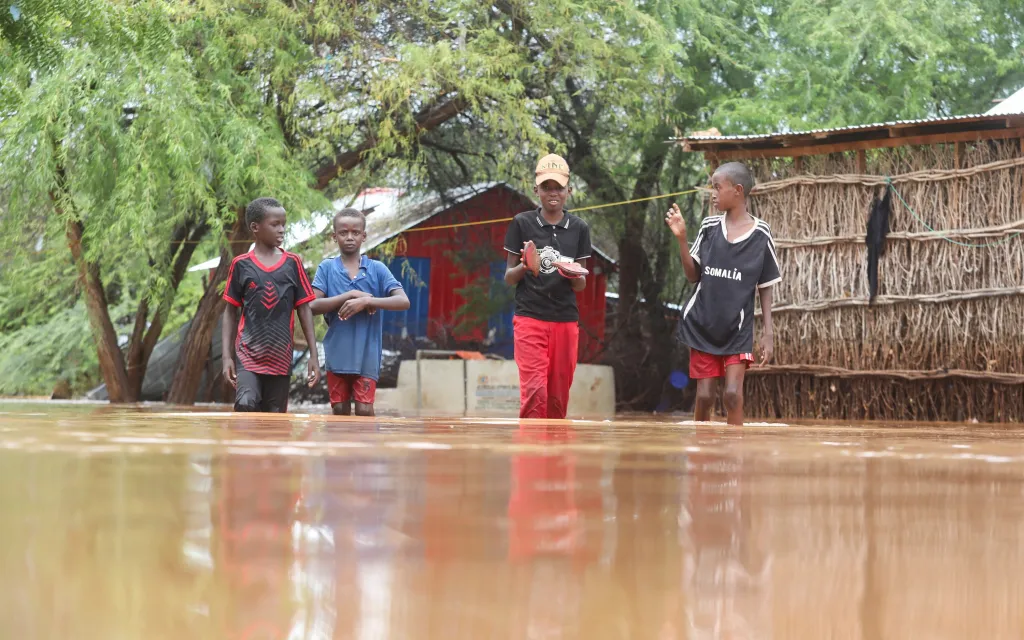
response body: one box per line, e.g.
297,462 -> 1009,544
1,403 -> 1022,639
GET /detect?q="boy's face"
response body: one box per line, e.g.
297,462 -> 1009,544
252,207 -> 286,247
534,179 -> 571,215
710,172 -> 745,212
333,217 -> 366,256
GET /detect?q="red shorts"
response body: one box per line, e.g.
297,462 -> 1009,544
689,349 -> 753,379
327,372 -> 377,405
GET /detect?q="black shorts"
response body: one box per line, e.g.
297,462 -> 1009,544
234,367 -> 291,413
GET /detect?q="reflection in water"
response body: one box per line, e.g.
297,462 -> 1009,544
680,438 -> 770,638
215,422 -> 301,639
3,406 -> 1024,638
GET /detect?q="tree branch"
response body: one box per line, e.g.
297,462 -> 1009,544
313,95 -> 467,190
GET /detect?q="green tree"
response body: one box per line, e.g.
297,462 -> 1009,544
0,0 -> 325,402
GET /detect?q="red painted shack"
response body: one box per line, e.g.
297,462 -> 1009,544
347,183 -> 615,362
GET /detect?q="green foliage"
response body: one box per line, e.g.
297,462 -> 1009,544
713,0 -> 1024,130
0,300 -> 125,396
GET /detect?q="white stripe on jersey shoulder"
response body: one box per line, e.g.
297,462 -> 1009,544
754,226 -> 781,267
753,224 -> 776,243
700,215 -> 723,227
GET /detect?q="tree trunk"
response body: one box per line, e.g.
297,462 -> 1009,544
615,134 -> 670,329
166,211 -> 248,405
125,222 -> 209,400
65,219 -> 134,402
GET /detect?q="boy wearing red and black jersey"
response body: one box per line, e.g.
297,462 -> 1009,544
222,197 -> 321,413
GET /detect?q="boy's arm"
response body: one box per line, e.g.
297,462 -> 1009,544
296,303 -> 321,387
370,287 -> 411,311
308,288 -> 370,315
569,259 -> 587,292
569,222 -> 592,292
504,251 -> 527,286
221,305 -> 238,387
758,286 -> 774,366
676,238 -> 701,284
665,204 -> 700,283
503,218 -> 527,286
338,287 -> 410,320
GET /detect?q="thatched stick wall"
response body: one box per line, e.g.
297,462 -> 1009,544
715,139 -> 1024,422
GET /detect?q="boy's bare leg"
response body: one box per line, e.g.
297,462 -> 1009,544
694,378 -> 718,422
722,364 -> 747,426
332,402 -> 352,416
354,402 -> 375,417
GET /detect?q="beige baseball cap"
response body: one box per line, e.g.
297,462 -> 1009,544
535,153 -> 570,186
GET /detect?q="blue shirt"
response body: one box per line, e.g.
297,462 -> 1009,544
312,256 -> 402,380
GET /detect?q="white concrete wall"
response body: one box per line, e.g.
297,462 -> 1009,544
375,359 -> 615,418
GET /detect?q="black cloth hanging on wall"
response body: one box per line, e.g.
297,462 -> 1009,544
866,187 -> 892,303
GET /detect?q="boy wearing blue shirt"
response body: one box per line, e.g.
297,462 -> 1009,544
310,209 -> 410,416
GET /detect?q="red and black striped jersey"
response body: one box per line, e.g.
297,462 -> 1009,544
224,251 -> 315,375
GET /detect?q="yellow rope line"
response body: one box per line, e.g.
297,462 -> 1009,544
404,188 -> 701,233
569,188 -> 700,213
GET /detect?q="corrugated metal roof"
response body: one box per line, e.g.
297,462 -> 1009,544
361,182 -> 506,252
675,112 -> 1018,143
987,86 -> 1024,116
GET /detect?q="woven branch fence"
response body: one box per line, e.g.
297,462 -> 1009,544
720,138 -> 1024,422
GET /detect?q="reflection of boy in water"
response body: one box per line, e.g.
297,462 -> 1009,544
679,447 -> 771,638
300,451 -> 409,639
508,426 -> 589,561
214,426 -> 301,639
506,426 -> 605,639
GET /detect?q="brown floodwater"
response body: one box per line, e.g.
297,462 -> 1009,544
2,402 -> 1023,639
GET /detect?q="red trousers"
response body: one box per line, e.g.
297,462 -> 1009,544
513,315 -> 579,419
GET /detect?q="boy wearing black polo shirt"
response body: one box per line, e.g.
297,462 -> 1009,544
504,154 -> 592,419
666,162 -> 780,426
222,197 -> 321,413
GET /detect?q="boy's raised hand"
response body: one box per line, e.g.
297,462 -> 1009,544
664,203 -> 687,240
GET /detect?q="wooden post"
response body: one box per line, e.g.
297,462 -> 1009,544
794,156 -> 804,174
954,141 -> 965,168
856,150 -> 867,174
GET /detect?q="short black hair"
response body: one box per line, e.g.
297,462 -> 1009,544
245,197 -> 283,228
714,162 -> 755,199
333,208 -> 366,231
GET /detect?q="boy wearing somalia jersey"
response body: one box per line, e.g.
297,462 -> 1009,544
666,162 -> 781,426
